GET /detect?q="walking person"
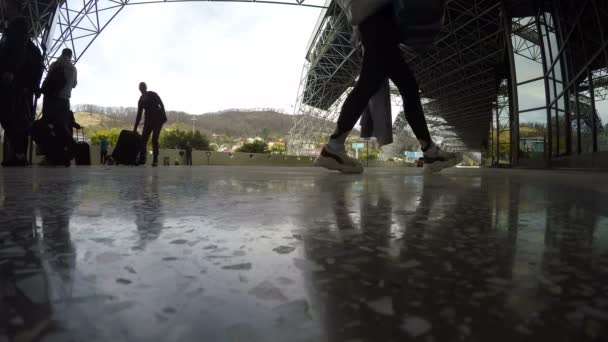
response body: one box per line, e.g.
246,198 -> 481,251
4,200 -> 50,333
40,48 -> 78,165
0,18 -> 44,166
314,2 -> 459,173
100,136 -> 109,164
133,82 -> 167,167
185,141 -> 193,166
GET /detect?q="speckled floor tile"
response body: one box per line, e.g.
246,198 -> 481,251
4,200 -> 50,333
0,166 -> 607,342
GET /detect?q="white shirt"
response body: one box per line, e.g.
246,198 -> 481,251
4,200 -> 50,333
48,55 -> 77,99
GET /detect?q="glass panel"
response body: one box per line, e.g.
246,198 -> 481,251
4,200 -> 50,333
578,91 -> 595,154
518,80 -> 547,111
497,88 -> 511,164
597,100 -> 608,151
550,107 -> 558,156
550,105 -> 567,156
569,92 -> 579,154
519,110 -> 547,159
514,54 -> 544,82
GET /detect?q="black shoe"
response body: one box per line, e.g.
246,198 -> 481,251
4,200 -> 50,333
152,161 -> 158,167
423,145 -> 462,173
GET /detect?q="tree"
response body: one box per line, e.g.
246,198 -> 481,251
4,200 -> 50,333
361,152 -> 378,161
237,141 -> 269,154
159,129 -> 210,150
90,128 -> 121,146
270,142 -> 286,155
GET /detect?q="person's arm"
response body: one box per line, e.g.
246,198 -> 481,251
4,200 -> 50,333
156,93 -> 166,118
72,66 -> 78,89
134,98 -> 143,132
33,47 -> 44,97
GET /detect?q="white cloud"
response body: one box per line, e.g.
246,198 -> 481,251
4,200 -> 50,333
71,3 -> 322,114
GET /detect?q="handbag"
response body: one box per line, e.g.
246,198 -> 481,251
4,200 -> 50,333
393,0 -> 446,51
338,0 -> 392,26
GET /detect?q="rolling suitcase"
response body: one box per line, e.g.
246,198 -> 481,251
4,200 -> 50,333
31,119 -> 73,166
74,129 -> 91,165
112,130 -> 142,165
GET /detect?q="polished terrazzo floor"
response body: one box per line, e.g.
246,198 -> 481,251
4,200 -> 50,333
1,166 -> 607,342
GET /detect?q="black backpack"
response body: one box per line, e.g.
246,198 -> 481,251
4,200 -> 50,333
394,0 -> 447,52
41,66 -> 67,96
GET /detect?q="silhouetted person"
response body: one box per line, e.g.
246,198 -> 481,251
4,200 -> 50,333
314,4 -> 458,174
185,141 -> 193,166
0,18 -> 44,166
134,82 -> 166,167
40,48 -> 78,165
100,136 -> 109,164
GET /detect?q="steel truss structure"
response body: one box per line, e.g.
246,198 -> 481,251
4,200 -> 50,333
289,0 -> 508,157
503,0 -> 608,165
4,0 -> 608,165
1,0 -> 327,66
291,0 -> 608,164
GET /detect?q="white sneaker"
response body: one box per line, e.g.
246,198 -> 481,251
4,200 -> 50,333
423,145 -> 461,173
314,146 -> 364,174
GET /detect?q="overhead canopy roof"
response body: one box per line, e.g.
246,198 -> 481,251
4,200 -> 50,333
300,0 -> 593,149
301,0 -> 507,149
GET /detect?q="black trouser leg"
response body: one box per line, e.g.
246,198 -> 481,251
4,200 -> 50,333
141,124 -> 152,163
152,124 -> 162,159
44,97 -> 74,161
141,123 -> 162,164
1,91 -> 33,162
336,46 -> 388,133
334,5 -> 431,146
386,48 -> 432,144
336,6 -> 395,134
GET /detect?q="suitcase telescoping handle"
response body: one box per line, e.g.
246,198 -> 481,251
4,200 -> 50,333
76,128 -> 86,142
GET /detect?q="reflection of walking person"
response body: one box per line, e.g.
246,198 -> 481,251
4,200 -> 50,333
100,136 -> 109,164
185,141 -> 193,166
134,82 -> 167,167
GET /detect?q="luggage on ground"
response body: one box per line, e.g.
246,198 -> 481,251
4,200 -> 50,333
74,128 -> 91,165
31,118 -> 73,165
112,130 -> 142,165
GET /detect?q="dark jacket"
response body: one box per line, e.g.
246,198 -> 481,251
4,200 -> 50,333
136,91 -> 167,127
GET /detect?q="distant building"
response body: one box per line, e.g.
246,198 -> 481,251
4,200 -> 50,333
520,137 -> 545,153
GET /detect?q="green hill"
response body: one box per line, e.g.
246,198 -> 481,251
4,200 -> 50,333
73,106 -> 335,140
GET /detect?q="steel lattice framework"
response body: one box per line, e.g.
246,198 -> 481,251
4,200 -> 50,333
4,0 -> 607,163
289,0 -> 509,156
0,0 -> 328,66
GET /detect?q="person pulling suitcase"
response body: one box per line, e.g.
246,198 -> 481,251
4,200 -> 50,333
133,82 -> 167,167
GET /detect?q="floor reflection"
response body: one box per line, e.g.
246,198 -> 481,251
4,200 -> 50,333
0,168 -> 606,341
127,175 -> 164,250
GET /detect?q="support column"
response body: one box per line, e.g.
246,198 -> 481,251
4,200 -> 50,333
588,68 -> 598,152
536,14 -> 553,164
502,4 -> 519,166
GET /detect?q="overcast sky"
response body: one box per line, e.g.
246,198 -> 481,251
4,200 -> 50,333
70,2 -> 322,114
69,3 -> 607,125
